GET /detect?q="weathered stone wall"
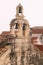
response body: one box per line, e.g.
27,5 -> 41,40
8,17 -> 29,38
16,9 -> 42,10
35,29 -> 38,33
0,48 -> 11,65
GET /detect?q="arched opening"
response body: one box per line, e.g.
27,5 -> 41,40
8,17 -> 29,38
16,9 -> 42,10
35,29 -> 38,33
15,23 -> 18,29
19,7 -> 22,13
22,23 -> 26,37
15,23 -> 19,37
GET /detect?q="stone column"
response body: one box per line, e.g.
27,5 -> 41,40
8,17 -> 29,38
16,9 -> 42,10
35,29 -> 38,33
16,51 -> 21,65
24,51 -> 28,65
21,51 -> 25,65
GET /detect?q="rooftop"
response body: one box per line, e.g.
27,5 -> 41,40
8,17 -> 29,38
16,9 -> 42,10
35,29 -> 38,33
0,46 -> 10,57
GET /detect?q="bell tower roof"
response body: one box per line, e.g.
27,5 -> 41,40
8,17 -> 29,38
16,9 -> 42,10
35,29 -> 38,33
16,3 -> 24,18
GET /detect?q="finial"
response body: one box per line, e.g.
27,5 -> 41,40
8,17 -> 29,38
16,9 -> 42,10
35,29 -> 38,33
19,3 -> 21,5
18,3 -> 22,7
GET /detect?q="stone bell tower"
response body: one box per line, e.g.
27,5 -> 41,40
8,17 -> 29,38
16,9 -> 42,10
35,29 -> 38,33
10,3 -> 31,65
10,3 -> 30,38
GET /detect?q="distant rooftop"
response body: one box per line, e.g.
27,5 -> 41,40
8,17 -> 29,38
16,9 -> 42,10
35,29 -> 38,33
33,26 -> 43,29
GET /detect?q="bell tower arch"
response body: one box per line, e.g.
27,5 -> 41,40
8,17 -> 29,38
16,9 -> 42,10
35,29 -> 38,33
16,3 -> 24,18
10,3 -> 30,38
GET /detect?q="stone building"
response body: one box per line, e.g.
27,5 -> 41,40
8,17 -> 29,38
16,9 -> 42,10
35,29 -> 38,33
0,3 -> 43,65
9,4 -> 43,65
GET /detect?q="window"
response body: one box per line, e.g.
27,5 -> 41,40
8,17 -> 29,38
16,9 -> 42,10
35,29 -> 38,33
19,7 -> 22,13
15,23 -> 18,29
22,23 -> 26,30
22,23 -> 26,36
30,31 -> 32,36
40,35 -> 42,39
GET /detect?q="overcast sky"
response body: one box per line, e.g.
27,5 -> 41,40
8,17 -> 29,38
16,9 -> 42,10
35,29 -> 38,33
0,0 -> 43,33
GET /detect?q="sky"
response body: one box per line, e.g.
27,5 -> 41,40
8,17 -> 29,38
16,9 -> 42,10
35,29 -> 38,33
0,0 -> 43,33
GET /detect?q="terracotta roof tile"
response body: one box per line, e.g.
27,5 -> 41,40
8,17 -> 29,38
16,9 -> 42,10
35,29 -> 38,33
35,45 -> 43,53
32,29 -> 43,34
1,31 -> 10,35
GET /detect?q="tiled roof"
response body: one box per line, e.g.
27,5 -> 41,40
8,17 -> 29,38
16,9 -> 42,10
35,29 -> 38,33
1,31 -> 10,35
35,45 -> 43,53
32,29 -> 43,34
33,26 -> 43,29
